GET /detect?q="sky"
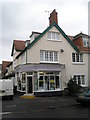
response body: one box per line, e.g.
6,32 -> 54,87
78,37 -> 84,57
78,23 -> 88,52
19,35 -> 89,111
0,0 -> 89,64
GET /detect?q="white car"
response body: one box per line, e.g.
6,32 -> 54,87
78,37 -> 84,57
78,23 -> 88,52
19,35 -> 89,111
0,79 -> 14,100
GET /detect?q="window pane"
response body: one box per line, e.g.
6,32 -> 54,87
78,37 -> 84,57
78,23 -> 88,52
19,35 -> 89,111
54,52 -> 58,61
83,37 -> 88,47
52,32 -> 55,39
50,51 -> 53,61
50,76 -> 55,90
45,76 -> 49,90
34,72 -> 38,91
78,76 -> 81,84
73,75 -> 77,83
80,54 -> 83,62
82,75 -> 85,84
55,76 -> 60,88
76,54 -> 79,62
40,51 -> 44,61
72,53 -> 75,62
39,76 -> 44,90
55,33 -> 59,40
27,72 -> 33,75
48,32 -> 51,39
45,51 -> 49,61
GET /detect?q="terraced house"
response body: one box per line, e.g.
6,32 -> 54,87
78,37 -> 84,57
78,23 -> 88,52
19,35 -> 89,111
11,9 -> 90,96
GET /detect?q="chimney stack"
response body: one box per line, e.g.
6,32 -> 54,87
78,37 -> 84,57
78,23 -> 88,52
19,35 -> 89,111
49,9 -> 58,26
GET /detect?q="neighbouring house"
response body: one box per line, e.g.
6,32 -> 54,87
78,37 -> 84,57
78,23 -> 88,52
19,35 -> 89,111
11,40 -> 26,69
1,61 -> 12,78
10,9 -> 89,96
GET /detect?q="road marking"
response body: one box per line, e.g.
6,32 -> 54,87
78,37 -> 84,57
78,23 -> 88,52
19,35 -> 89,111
6,105 -> 16,108
0,112 -> 11,115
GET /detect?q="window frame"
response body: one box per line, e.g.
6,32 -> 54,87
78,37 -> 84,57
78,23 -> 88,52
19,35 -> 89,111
48,32 -> 60,41
73,75 -> 85,85
36,72 -> 61,92
40,50 -> 59,63
83,37 -> 89,47
72,53 -> 83,63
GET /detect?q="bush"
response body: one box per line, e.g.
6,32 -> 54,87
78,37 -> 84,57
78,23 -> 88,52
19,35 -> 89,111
67,78 -> 82,96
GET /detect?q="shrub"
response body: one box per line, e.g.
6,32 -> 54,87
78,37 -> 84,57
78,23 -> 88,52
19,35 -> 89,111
67,78 -> 82,96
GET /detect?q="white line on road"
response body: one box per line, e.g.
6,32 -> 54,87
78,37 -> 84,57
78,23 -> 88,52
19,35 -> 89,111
6,105 -> 16,108
0,112 -> 11,115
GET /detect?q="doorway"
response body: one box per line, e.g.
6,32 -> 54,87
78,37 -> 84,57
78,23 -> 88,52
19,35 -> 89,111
27,76 -> 33,94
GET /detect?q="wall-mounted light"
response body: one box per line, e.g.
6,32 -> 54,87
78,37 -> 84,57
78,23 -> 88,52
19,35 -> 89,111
61,49 -> 64,53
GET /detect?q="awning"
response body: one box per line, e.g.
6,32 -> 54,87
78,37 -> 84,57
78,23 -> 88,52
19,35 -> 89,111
15,64 -> 64,73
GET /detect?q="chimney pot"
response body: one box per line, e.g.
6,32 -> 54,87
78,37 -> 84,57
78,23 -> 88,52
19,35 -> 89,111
49,9 -> 58,26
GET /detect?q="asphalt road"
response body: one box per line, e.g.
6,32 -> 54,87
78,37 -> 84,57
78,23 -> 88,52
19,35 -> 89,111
1,94 -> 90,119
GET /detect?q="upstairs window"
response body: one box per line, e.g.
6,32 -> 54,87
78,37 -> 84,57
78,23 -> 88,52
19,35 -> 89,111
40,50 -> 58,62
72,53 -> 83,63
48,32 -> 60,41
83,37 -> 89,47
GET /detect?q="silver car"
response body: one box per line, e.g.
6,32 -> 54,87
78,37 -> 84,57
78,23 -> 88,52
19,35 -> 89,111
76,87 -> 90,105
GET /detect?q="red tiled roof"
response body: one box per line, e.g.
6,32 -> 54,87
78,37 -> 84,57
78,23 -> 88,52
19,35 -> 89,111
11,40 -> 25,56
2,61 -> 12,75
67,35 -> 74,41
14,40 -> 25,51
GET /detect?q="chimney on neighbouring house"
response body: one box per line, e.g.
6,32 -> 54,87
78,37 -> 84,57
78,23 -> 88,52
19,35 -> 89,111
49,9 -> 58,26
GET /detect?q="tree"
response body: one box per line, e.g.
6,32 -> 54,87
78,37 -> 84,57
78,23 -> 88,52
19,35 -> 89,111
67,78 -> 82,96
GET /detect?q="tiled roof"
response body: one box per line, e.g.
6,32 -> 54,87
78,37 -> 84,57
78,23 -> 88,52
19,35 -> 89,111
11,40 -> 25,56
67,35 -> 74,41
14,40 -> 25,51
2,61 -> 12,75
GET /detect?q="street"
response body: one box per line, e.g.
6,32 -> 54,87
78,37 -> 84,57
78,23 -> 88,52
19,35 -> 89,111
1,94 -> 89,119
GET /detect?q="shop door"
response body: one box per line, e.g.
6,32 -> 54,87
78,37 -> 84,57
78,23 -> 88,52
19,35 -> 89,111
27,76 -> 33,94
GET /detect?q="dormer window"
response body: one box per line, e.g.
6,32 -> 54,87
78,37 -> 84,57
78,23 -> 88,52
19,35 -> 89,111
48,32 -> 60,41
83,37 -> 89,47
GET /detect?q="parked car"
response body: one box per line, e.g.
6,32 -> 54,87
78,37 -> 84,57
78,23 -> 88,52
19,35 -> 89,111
76,87 -> 90,105
0,79 -> 14,100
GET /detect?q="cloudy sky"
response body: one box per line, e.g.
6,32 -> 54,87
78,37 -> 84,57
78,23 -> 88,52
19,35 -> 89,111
0,0 -> 89,64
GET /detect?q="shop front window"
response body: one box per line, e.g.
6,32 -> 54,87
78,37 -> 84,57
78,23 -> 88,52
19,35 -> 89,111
34,72 -> 38,91
50,76 -> 55,90
37,72 -> 61,91
39,76 -> 44,90
55,76 -> 60,88
45,76 -> 49,90
22,73 -> 26,83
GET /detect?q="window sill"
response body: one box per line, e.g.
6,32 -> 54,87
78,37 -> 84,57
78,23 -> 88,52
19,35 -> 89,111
34,89 -> 62,92
40,61 -> 59,64
72,62 -> 85,65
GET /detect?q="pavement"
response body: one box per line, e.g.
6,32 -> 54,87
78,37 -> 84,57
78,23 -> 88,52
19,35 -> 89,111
1,94 -> 89,119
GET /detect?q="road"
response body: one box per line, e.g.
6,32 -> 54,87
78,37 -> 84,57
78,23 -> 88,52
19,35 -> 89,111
1,94 -> 90,119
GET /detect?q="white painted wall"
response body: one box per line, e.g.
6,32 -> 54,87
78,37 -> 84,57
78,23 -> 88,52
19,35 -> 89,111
16,26 -> 89,88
